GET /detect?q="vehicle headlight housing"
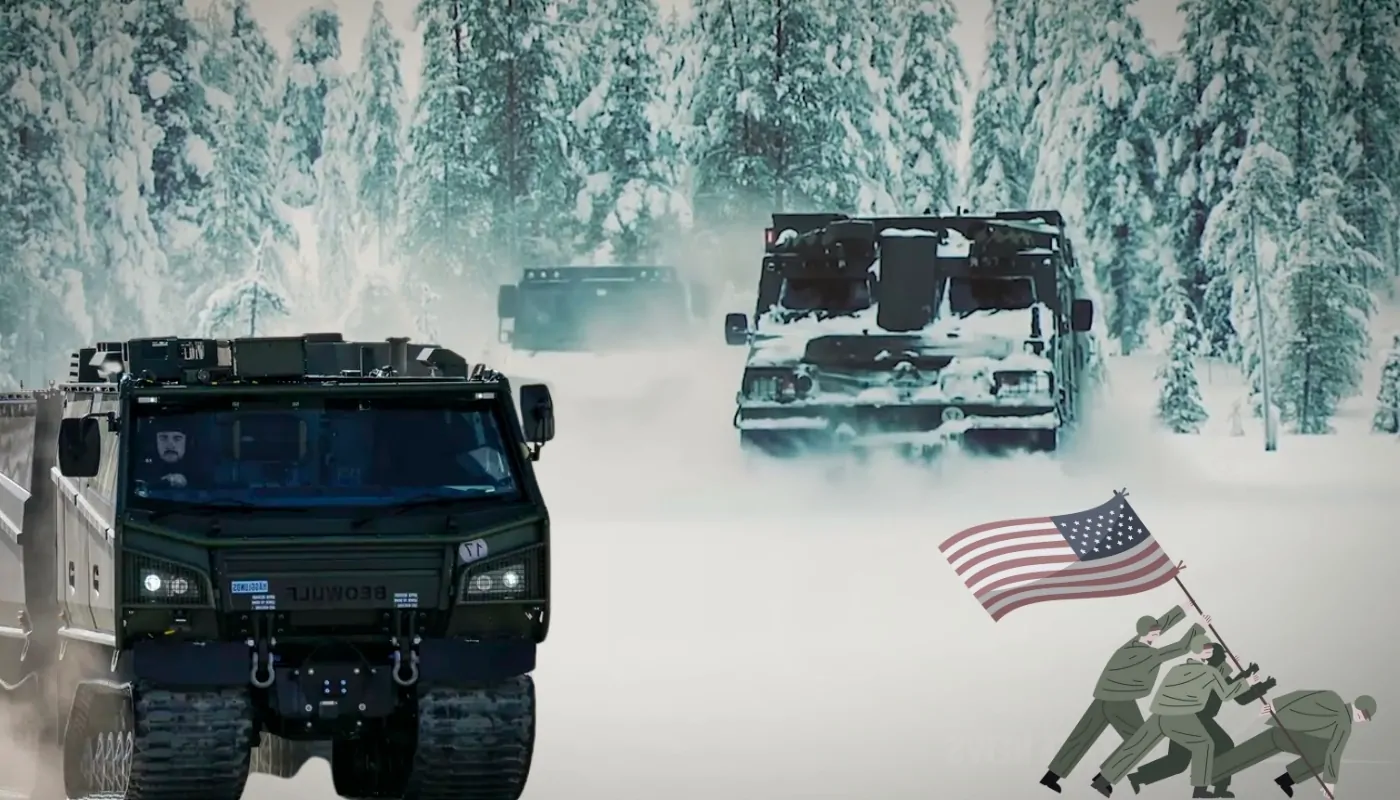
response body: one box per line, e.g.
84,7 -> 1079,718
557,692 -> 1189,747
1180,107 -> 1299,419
124,553 -> 210,605
939,371 -> 988,400
742,368 -> 813,402
458,545 -> 545,603
993,370 -> 1054,398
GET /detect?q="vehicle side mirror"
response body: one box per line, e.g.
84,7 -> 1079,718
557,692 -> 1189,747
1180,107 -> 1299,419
1070,299 -> 1094,332
519,383 -> 555,449
58,417 -> 101,478
724,313 -> 749,346
497,284 -> 518,318
689,283 -> 711,320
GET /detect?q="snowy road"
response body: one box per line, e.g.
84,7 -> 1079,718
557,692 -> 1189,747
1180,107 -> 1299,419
4,357 -> 1396,800
243,397 -> 1399,800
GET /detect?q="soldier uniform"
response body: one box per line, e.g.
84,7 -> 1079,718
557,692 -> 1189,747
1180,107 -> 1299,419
1092,632 -> 1250,797
1209,690 -> 1376,796
1041,606 -> 1203,792
1129,643 -> 1274,797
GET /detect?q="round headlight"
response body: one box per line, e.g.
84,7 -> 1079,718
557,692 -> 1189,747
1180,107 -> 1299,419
502,571 -> 521,589
943,407 -> 965,423
793,373 -> 814,395
143,573 -> 162,593
169,577 -> 189,595
473,574 -> 494,592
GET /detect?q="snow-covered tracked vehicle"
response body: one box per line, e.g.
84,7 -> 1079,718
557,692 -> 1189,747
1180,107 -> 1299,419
723,211 -> 1096,457
0,333 -> 555,800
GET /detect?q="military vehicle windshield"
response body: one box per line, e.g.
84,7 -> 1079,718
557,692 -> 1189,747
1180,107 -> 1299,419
515,281 -> 688,351
778,277 -> 873,313
946,276 -> 1036,316
126,393 -> 521,510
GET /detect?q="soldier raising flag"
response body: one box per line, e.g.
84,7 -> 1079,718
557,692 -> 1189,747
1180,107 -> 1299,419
940,491 -> 1366,800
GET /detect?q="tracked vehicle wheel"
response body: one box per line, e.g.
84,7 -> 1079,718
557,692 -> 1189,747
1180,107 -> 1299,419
68,683 -> 256,800
332,730 -> 414,799
252,733 -> 328,778
402,676 -> 535,800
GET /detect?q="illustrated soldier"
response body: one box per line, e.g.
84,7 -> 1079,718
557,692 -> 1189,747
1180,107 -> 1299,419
1090,631 -> 1264,797
1209,689 -> 1376,798
1039,605 -> 1206,793
1126,640 -> 1276,797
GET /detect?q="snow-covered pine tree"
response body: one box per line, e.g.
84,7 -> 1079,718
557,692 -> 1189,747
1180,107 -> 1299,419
573,0 -> 682,265
196,231 -> 292,338
887,0 -> 962,214
348,1 -> 406,274
966,0 -> 1030,210
686,0 -> 779,236
127,0 -> 219,297
272,7 -> 345,209
1331,0 -> 1400,278
194,0 -> 295,336
83,0 -> 168,334
1200,130 -> 1292,416
1061,0 -> 1159,354
1275,174 -> 1379,433
313,80 -> 359,326
398,0 -> 491,325
458,0 -> 578,275
1156,290 -> 1209,433
0,2 -> 91,384
1160,0 -> 1276,358
1373,334 -> 1400,433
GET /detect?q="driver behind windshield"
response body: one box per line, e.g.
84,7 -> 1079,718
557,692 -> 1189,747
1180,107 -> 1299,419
376,412 -> 513,491
138,424 -> 201,489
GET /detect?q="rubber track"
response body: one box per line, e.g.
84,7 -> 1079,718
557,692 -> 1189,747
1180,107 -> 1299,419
403,676 -> 535,800
126,684 -> 254,800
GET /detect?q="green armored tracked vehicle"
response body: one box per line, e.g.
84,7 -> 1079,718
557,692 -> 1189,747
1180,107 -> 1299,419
0,333 -> 556,800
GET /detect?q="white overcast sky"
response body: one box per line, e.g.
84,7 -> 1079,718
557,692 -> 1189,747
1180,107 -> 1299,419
248,0 -> 1185,101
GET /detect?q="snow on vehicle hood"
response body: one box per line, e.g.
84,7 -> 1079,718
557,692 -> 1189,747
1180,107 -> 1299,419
746,303 -> 1054,370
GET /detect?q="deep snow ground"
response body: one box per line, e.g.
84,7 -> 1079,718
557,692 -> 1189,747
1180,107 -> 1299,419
246,337 -> 1399,800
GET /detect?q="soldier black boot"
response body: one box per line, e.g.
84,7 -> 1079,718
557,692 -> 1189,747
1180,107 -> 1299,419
1273,772 -> 1295,797
1211,782 -> 1235,798
1091,773 -> 1113,797
1039,770 -> 1063,793
1127,771 -> 1144,794
1191,788 -> 1212,798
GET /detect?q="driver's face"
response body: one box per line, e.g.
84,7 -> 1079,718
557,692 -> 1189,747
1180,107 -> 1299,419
156,431 -> 186,463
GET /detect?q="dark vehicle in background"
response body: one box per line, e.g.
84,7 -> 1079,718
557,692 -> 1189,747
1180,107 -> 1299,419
495,266 -> 714,416
0,333 -> 556,800
723,210 -> 1099,458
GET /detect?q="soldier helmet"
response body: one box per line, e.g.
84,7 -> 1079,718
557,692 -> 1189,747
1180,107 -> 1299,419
1135,615 -> 1160,636
1354,695 -> 1377,720
1188,631 -> 1210,654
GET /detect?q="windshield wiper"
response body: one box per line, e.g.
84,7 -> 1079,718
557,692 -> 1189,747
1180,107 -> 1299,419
144,500 -> 308,523
350,491 -> 493,529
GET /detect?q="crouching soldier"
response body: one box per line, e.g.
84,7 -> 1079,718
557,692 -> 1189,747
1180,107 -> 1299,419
1127,641 -> 1276,797
1090,631 -> 1263,797
1040,606 -> 1205,793
1209,689 -> 1376,798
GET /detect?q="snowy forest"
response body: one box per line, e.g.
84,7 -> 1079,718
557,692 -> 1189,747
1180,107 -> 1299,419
3,0 -> 1400,434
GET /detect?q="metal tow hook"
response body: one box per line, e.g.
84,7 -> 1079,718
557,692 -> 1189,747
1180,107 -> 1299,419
250,651 -> 275,689
391,650 -> 420,687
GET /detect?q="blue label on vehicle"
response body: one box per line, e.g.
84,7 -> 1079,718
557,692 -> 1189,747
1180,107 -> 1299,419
231,580 -> 269,594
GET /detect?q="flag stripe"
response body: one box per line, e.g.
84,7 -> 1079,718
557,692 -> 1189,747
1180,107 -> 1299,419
938,516 -> 1056,553
944,527 -> 1064,566
981,540 -> 1169,617
954,538 -> 1075,577
974,546 -> 1170,600
962,550 -> 1078,591
987,558 -> 1178,621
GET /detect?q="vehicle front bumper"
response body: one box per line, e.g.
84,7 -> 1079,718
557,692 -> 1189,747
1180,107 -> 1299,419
734,402 -> 1059,452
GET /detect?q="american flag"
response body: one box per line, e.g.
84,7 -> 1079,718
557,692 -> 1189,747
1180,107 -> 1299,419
939,493 -> 1178,621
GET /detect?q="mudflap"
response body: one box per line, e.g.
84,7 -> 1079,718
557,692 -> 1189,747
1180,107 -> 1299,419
251,734 -> 330,779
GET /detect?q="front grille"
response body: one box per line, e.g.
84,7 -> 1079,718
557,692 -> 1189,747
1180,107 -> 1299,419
458,544 -> 546,604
